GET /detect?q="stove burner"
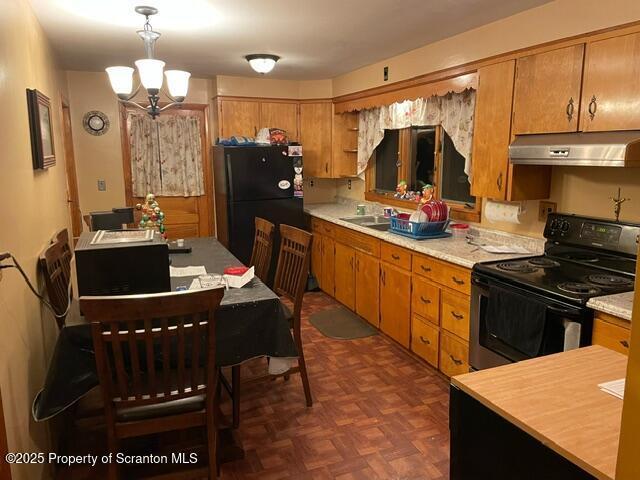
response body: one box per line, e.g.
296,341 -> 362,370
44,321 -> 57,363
528,258 -> 561,268
561,252 -> 599,263
557,282 -> 602,295
586,274 -> 634,288
496,262 -> 538,273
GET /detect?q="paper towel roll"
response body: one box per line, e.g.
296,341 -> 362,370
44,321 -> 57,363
484,200 -> 522,224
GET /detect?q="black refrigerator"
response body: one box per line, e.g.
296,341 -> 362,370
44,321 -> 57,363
213,145 -> 304,284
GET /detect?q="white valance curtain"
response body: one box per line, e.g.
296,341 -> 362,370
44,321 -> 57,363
130,114 -> 205,197
357,88 -> 476,178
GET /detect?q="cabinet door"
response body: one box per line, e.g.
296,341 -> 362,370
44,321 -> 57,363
470,61 -> 515,200
334,243 -> 356,310
311,232 -> 323,289
512,45 -> 584,134
321,236 -> 335,297
260,102 -> 299,141
220,100 -> 260,137
379,263 -> 411,348
355,252 -> 380,327
581,32 -> 640,132
300,102 -> 333,178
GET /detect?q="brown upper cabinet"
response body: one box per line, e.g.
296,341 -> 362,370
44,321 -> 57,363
259,101 -> 299,141
299,102 -> 333,178
219,99 -> 260,137
470,61 -> 516,201
512,45 -> 585,135
581,32 -> 640,132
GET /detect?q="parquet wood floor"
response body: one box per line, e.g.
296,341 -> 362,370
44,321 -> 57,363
58,291 -> 451,480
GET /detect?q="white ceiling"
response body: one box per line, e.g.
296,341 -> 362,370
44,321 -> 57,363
30,0 -> 551,80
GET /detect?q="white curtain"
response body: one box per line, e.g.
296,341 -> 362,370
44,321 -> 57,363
357,88 -> 476,179
130,114 -> 205,197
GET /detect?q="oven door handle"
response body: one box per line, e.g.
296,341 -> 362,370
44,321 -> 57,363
547,305 -> 583,319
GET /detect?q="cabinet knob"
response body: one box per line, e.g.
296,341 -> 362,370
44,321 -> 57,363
620,340 -> 629,349
449,354 -> 463,366
420,296 -> 431,304
451,311 -> 464,320
420,265 -> 432,273
452,276 -> 465,286
496,172 -> 503,192
588,95 -> 597,120
566,97 -> 574,122
391,254 -> 400,260
419,336 -> 431,345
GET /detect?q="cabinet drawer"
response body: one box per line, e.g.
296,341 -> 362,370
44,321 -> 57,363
411,316 -> 439,368
411,277 -> 440,324
335,226 -> 380,257
432,261 -> 471,295
311,218 -> 335,237
380,242 -> 412,270
439,332 -> 469,377
412,254 -> 437,279
440,290 -> 470,341
592,317 -> 631,356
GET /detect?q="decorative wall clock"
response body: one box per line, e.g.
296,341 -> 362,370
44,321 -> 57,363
82,110 -> 110,136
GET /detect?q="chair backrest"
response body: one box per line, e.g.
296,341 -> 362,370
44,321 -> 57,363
38,241 -> 71,329
249,217 -> 275,282
80,288 -> 224,410
273,225 -> 312,319
52,228 -> 73,286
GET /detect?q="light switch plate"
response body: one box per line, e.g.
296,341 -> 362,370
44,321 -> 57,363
539,201 -> 557,222
97,180 -> 106,191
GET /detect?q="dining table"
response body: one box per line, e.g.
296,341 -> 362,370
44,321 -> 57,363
32,236 -> 299,422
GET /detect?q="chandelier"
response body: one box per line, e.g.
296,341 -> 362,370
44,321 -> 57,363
105,6 -> 190,119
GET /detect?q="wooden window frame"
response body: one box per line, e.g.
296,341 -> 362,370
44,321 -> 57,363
364,126 -> 482,223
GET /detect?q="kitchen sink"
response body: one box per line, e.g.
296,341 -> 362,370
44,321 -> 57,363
340,215 -> 391,231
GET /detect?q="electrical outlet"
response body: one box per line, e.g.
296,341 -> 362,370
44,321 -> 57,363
97,179 -> 106,191
383,66 -> 389,81
309,179 -> 314,187
347,179 -> 352,190
539,201 -> 557,222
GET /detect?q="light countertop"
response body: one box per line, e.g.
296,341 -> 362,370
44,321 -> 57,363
452,346 -> 627,480
305,202 -> 545,269
587,291 -> 634,322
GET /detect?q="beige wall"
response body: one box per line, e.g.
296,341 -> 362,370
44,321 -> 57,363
66,72 -> 214,217
0,0 -> 72,478
215,75 -> 332,99
332,0 -> 640,96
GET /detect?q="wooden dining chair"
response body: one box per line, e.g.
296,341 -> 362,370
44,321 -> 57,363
52,228 -> 73,286
231,225 -> 313,427
38,241 -> 72,329
81,287 -> 224,480
249,217 -> 275,283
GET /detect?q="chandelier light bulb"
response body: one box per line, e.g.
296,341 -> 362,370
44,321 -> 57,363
165,70 -> 191,100
105,66 -> 135,98
135,59 -> 166,92
245,54 -> 280,74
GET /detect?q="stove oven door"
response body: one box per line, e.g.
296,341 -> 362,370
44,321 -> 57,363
469,273 -> 592,371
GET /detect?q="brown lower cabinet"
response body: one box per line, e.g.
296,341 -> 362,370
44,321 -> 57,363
380,262 -> 411,348
355,252 -> 379,327
311,217 -> 473,377
334,242 -> 355,310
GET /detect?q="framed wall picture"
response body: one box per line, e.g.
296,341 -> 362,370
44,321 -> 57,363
26,88 -> 56,169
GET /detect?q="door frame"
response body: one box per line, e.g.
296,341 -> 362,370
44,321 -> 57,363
119,103 -> 214,237
60,97 -> 83,238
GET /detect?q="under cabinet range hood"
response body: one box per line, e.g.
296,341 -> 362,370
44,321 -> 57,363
509,131 -> 640,167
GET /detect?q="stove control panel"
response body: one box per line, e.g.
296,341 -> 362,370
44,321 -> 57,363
545,213 -> 640,256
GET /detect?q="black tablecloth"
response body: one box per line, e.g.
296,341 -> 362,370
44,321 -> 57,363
33,237 -> 297,421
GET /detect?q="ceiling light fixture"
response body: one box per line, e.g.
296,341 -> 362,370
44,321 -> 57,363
245,54 -> 280,74
105,6 -> 190,119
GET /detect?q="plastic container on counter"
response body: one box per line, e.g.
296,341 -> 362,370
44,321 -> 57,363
449,223 -> 470,238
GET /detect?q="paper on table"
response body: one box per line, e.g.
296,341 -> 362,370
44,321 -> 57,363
480,245 -> 530,254
169,265 -> 207,277
598,378 -> 625,399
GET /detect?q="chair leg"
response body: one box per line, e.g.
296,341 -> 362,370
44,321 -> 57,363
297,353 -> 313,407
231,365 -> 241,428
207,383 -> 218,479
